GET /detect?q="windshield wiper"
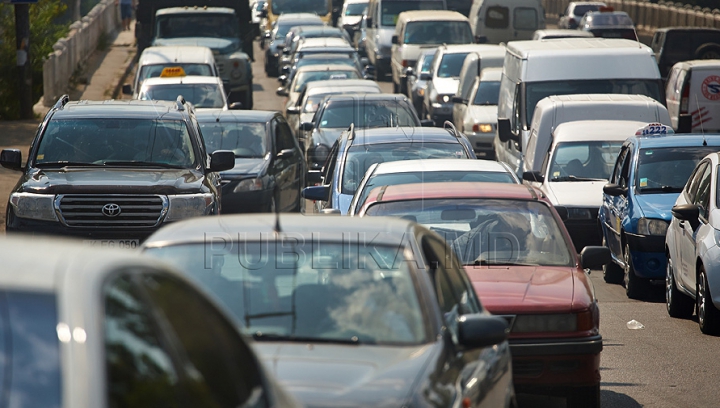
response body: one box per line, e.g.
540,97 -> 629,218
251,332 -> 361,344
100,160 -> 187,169
551,175 -> 605,182
35,161 -> 102,168
640,185 -> 682,193
473,259 -> 537,267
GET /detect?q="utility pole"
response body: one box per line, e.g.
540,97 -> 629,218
14,3 -> 33,119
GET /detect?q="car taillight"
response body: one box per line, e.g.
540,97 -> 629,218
680,79 -> 690,113
472,123 -> 493,133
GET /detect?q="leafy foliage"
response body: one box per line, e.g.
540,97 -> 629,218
0,0 -> 69,119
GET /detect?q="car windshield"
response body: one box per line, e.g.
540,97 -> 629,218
588,13 -> 633,26
140,83 -> 225,109
356,170 -> 515,213
318,100 -> 418,129
636,146 -> 719,193
437,53 -> 469,78
297,56 -> 358,70
273,0 -> 329,16
293,70 -> 360,92
346,2 -> 368,15
473,81 -> 500,105
524,79 -> 663,128
573,4 -> 602,16
35,119 -> 197,168
549,141 -> 623,181
381,0 -> 444,26
403,21 -> 474,45
198,122 -> 267,157
366,198 -> 574,267
144,242 -> 427,345
138,64 -> 213,86
156,14 -> 240,39
342,142 -> 467,194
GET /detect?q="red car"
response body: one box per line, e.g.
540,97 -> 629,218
357,182 -> 611,408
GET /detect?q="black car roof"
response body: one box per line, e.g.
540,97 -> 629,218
50,100 -> 189,120
194,110 -> 277,123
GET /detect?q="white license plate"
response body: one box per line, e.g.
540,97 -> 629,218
82,239 -> 139,249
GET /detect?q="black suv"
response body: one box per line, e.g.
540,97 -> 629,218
1,96 -> 235,246
651,27 -> 720,81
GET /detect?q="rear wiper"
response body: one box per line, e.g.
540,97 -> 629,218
101,161 -> 187,169
35,161 -> 102,168
251,332 -> 361,344
551,175 -> 605,182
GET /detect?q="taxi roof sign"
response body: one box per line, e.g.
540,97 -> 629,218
160,67 -> 186,78
635,123 -> 674,136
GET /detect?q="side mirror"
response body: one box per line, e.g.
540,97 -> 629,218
209,150 -> 235,172
122,84 -> 132,95
420,119 -> 435,127
475,35 -> 488,44
299,122 -> 314,131
391,35 -> 398,45
457,314 -> 508,349
451,96 -> 467,104
419,73 -> 431,81
603,183 -> 627,197
580,246 -> 612,269
403,66 -> 415,77
286,106 -> 300,115
276,148 -> 295,160
228,102 -> 243,110
276,87 -> 288,97
677,113 -> 693,133
672,203 -> 700,230
497,118 -> 513,143
302,185 -> 330,201
0,149 -> 23,171
522,171 -> 544,183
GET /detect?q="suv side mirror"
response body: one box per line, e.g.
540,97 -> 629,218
603,183 -> 627,197
276,148 -> 295,160
672,203 -> 700,230
457,314 -> 508,349
122,84 -> 132,95
286,106 -> 300,115
522,171 -> 544,183
497,118 -> 513,143
209,150 -> 235,172
580,246 -> 612,270
302,185 -> 329,201
0,149 -> 23,171
276,87 -> 289,97
391,35 -> 398,44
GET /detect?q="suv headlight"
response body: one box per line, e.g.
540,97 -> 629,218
637,218 -> 668,236
165,193 -> 214,222
233,178 -> 263,192
9,193 -> 58,221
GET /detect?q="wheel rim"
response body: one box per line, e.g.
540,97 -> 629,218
666,258 -> 673,311
698,272 -> 707,326
624,244 -> 631,288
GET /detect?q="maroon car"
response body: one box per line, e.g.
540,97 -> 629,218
358,182 -> 611,408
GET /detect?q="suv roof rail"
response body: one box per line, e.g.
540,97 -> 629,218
53,95 -> 70,110
443,120 -> 461,139
176,95 -> 186,111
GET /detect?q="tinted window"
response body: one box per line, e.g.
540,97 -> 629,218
437,53 -> 469,78
636,146 -> 719,193
140,83 -> 225,109
318,100 -> 419,129
419,53 -> 434,73
156,13 -> 239,39
275,119 -> 296,151
199,121 -> 268,157
380,0 -> 445,26
485,6 -> 508,29
346,2 -> 368,15
473,80 -> 500,105
273,0 -> 330,16
611,146 -> 628,185
403,21 -> 473,45
513,7 -> 538,30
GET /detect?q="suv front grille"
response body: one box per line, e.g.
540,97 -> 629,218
56,195 -> 167,228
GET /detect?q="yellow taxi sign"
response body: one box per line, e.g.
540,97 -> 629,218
160,67 -> 186,78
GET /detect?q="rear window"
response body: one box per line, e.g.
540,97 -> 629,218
485,6 -> 509,29
573,4 -> 601,17
514,8 -> 538,31
403,21 -> 473,45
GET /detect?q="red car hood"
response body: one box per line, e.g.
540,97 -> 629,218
464,265 -> 579,315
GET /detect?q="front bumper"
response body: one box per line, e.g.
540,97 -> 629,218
465,131 -> 496,157
625,232 -> 666,278
6,216 -> 159,242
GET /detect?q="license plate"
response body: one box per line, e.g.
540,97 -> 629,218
82,239 -> 139,249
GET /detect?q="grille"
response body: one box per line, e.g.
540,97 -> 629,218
512,360 -> 544,378
57,195 -> 167,228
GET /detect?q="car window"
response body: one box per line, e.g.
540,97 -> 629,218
513,7 -> 538,31
140,84 -> 225,109
403,21 -> 473,45
322,140 -> 340,186
610,146 -> 628,185
686,161 -> 708,203
274,118 -> 296,152
663,31 -> 691,61
473,80 -> 500,105
548,141 -> 623,181
437,53 -> 469,78
636,146 -> 719,194
140,273 -> 270,408
199,121 -> 267,157
485,6 -> 509,29
693,162 -> 712,220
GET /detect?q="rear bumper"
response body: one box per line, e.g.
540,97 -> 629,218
465,132 -> 496,157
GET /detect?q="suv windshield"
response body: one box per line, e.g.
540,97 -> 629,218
404,21 -> 473,45
144,242 -> 427,345
636,146 -> 719,193
273,0 -> 329,16
156,14 -> 240,39
524,79 -> 664,128
366,198 -> 574,267
199,122 -> 267,157
342,142 -> 467,194
381,0 -> 444,26
140,83 -> 225,109
437,53 -> 469,78
35,119 -> 197,168
549,141 -> 623,181
318,100 -> 418,129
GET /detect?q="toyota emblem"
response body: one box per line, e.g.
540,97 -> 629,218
102,203 -> 121,217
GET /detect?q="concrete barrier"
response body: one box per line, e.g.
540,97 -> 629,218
42,0 -> 121,107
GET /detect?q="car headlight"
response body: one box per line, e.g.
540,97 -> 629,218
637,217 -> 668,236
233,178 -> 263,192
512,313 -> 584,333
165,193 -> 214,222
436,95 -> 451,103
9,192 -> 58,221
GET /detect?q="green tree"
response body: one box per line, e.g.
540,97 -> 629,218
0,0 -> 69,120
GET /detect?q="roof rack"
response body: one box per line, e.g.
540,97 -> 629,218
53,95 -> 70,110
443,121 -> 461,139
176,95 -> 186,111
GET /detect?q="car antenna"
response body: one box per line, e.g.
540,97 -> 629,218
695,94 -> 707,145
273,181 -> 282,235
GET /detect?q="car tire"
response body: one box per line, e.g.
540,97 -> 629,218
567,384 -> 600,408
602,236 -> 624,284
695,43 -> 720,60
624,242 -> 647,299
666,254 -> 694,318
697,266 -> 720,335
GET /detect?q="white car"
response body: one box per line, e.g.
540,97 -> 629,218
138,75 -> 232,111
339,0 -> 369,33
279,64 -> 362,113
522,120 -> 648,251
531,29 -> 595,40
666,152 -> 720,335
348,158 -> 520,215
0,236 -> 300,408
457,67 -> 501,159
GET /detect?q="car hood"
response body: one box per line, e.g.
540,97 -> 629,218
634,193 -> 680,221
19,168 -> 205,195
431,77 -> 460,95
255,342 -> 436,408
544,180 -> 607,207
153,37 -> 238,53
314,128 -> 345,146
464,105 -> 497,126
465,265 -> 577,315
221,157 -> 268,178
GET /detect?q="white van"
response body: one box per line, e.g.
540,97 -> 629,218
451,45 -> 505,128
522,94 -> 671,175
523,119 -> 651,251
666,60 -> 720,133
468,0 -> 545,44
494,38 -> 665,174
